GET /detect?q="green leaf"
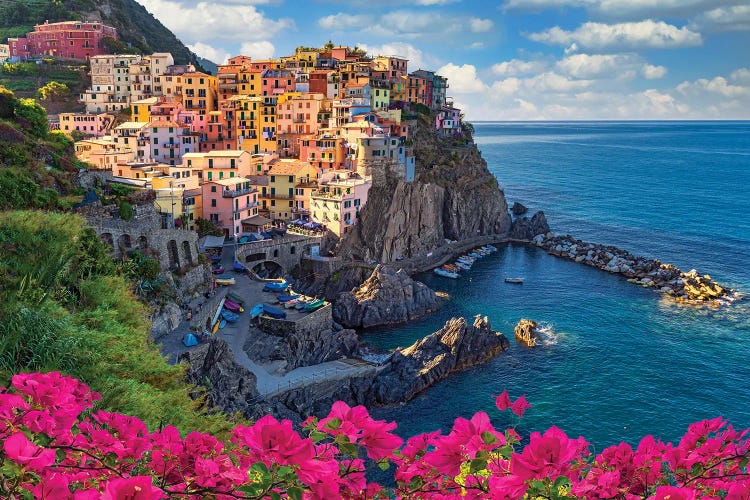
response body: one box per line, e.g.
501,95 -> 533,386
270,492 -> 281,500
238,484 -> 264,496
469,458 -> 488,473
338,441 -> 357,456
324,417 -> 342,430
287,486 -> 304,500
481,431 -> 498,445
309,430 -> 328,444
250,462 -> 269,474
378,459 -> 391,471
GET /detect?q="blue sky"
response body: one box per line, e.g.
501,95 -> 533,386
136,0 -> 750,120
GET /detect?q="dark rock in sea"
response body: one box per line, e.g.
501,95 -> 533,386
511,201 -> 528,216
332,265 -> 440,328
369,315 -> 509,404
510,210 -> 550,240
179,338 -> 259,414
514,319 -> 541,347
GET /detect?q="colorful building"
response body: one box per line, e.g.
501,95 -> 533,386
147,119 -> 200,165
276,93 -> 327,157
182,150 -> 254,182
267,160 -> 319,221
201,177 -> 259,237
58,112 -> 114,138
8,21 -> 117,61
310,173 -> 371,236
112,122 -> 151,161
299,133 -> 347,171
81,54 -> 140,113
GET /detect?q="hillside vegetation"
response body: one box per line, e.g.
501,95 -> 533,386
0,0 -> 207,70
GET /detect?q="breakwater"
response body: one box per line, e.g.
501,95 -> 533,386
532,233 -> 732,303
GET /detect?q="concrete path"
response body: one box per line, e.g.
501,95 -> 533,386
160,242 -> 378,397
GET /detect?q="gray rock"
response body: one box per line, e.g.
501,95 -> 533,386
509,211 -> 550,241
333,265 -> 440,329
179,338 -> 260,415
511,201 -> 528,216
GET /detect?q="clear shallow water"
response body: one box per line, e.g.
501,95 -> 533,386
368,122 -> 750,449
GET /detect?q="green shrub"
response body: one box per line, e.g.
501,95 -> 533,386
119,201 -> 134,220
14,98 -> 48,137
37,81 -> 71,101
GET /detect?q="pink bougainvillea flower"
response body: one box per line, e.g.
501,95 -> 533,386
234,414 -> 314,466
101,476 -> 167,500
488,474 -> 528,500
510,395 -> 531,418
3,432 -> 56,472
33,475 -> 72,499
510,426 -> 587,481
652,485 -> 699,500
495,389 -> 512,411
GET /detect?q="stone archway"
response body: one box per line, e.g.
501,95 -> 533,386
100,232 -> 114,248
117,234 -> 132,250
137,235 -> 148,250
250,260 -> 283,279
181,240 -> 194,266
167,239 -> 180,269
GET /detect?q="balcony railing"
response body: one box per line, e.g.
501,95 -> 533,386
222,187 -> 257,198
267,193 -> 292,200
163,143 -> 179,148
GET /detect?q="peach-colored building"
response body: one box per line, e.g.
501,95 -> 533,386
182,150 -> 253,182
201,177 -> 259,237
276,93 -> 327,157
299,133 -> 347,171
74,138 -> 135,170
310,172 -> 372,236
58,112 -> 115,138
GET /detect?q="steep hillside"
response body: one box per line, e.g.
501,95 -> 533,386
0,0 -> 210,71
339,111 -> 511,264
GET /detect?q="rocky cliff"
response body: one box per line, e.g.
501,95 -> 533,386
333,265 -> 440,328
179,339 -> 260,415
510,211 -> 551,241
339,113 -> 511,263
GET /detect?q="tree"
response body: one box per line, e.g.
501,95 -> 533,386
196,217 -> 223,237
37,81 -> 71,101
0,85 -> 15,119
14,98 -> 48,138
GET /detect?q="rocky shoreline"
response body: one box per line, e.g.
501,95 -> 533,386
532,232 -> 733,303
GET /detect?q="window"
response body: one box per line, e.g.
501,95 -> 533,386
153,138 -> 158,144
354,199 -> 361,207
208,159 -> 213,168
271,200 -> 276,207
288,175 -> 294,183
211,186 -> 216,192
211,199 -> 216,207
230,159 -> 235,168
153,149 -> 158,156
270,176 -> 275,182
344,200 -> 351,208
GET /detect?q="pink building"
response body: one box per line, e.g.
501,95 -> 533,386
201,177 -> 259,237
436,106 -> 461,136
8,21 -> 117,61
261,70 -> 295,98
58,112 -> 114,138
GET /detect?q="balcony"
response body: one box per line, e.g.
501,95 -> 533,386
267,193 -> 292,200
222,187 -> 257,198
293,117 -> 305,123
163,143 -> 179,149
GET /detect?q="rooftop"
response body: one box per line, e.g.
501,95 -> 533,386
268,159 -> 313,175
206,176 -> 254,187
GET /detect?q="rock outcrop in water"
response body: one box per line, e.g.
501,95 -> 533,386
510,211 -> 550,241
511,202 -> 528,216
532,233 -> 732,302
179,338 -> 260,414
333,265 -> 440,328
514,319 -> 541,347
339,113 -> 511,264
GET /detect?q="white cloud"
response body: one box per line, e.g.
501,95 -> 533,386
554,53 -> 666,80
469,18 -> 494,33
357,42 -> 439,70
527,71 -> 593,92
415,0 -> 460,4
690,5 -> 750,32
239,41 -> 275,60
436,63 -> 487,93
503,0 -> 748,20
642,64 -> 667,79
187,42 -> 230,64
492,59 -> 548,77
529,20 -> 703,52
677,75 -> 750,98
730,68 -> 750,85
137,0 -> 293,43
318,13 -> 369,30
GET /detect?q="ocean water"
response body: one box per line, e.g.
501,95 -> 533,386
368,122 -> 750,449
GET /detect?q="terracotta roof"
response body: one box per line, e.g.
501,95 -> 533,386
268,160 -> 312,175
147,120 -> 180,128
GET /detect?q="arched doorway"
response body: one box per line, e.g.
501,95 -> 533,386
181,240 -> 194,266
117,234 -> 132,250
100,232 -> 114,248
137,235 -> 148,250
167,240 -> 180,269
250,261 -> 283,279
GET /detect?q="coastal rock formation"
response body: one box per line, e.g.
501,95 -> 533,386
332,265 -> 440,328
265,315 -> 510,419
510,211 -> 550,241
514,319 -> 541,347
534,234 -> 732,302
511,202 -> 528,216
339,114 -> 511,264
369,315 -> 509,404
243,324 -> 360,373
179,338 -> 260,415
150,302 -> 181,340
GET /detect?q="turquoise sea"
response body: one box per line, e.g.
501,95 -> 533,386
368,122 -> 750,449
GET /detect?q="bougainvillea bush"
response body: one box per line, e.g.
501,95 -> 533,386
1,372 -> 748,499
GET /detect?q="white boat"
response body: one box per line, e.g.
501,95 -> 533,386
434,268 -> 459,279
505,277 -> 525,284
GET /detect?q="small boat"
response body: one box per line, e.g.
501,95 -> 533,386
284,299 -> 299,309
232,261 -> 246,273
223,299 -> 243,313
221,309 -> 239,323
210,255 -> 221,263
277,293 -> 298,303
505,277 -> 525,284
212,321 -> 220,334
215,275 -> 235,286
262,304 -> 287,319
303,299 -> 325,312
219,319 -> 227,329
469,252 -> 482,259
263,281 -> 289,292
295,298 -> 311,310
434,268 -> 459,279
226,291 -> 244,305
211,266 -> 225,274
249,303 -> 264,319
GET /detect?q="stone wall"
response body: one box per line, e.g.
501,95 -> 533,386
258,304 -> 333,337
189,288 -> 229,333
236,235 -> 322,275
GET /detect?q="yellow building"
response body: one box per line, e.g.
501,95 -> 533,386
267,159 -> 319,221
130,97 -> 160,122
162,72 -> 217,115
154,187 -> 202,230
229,95 -> 277,154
